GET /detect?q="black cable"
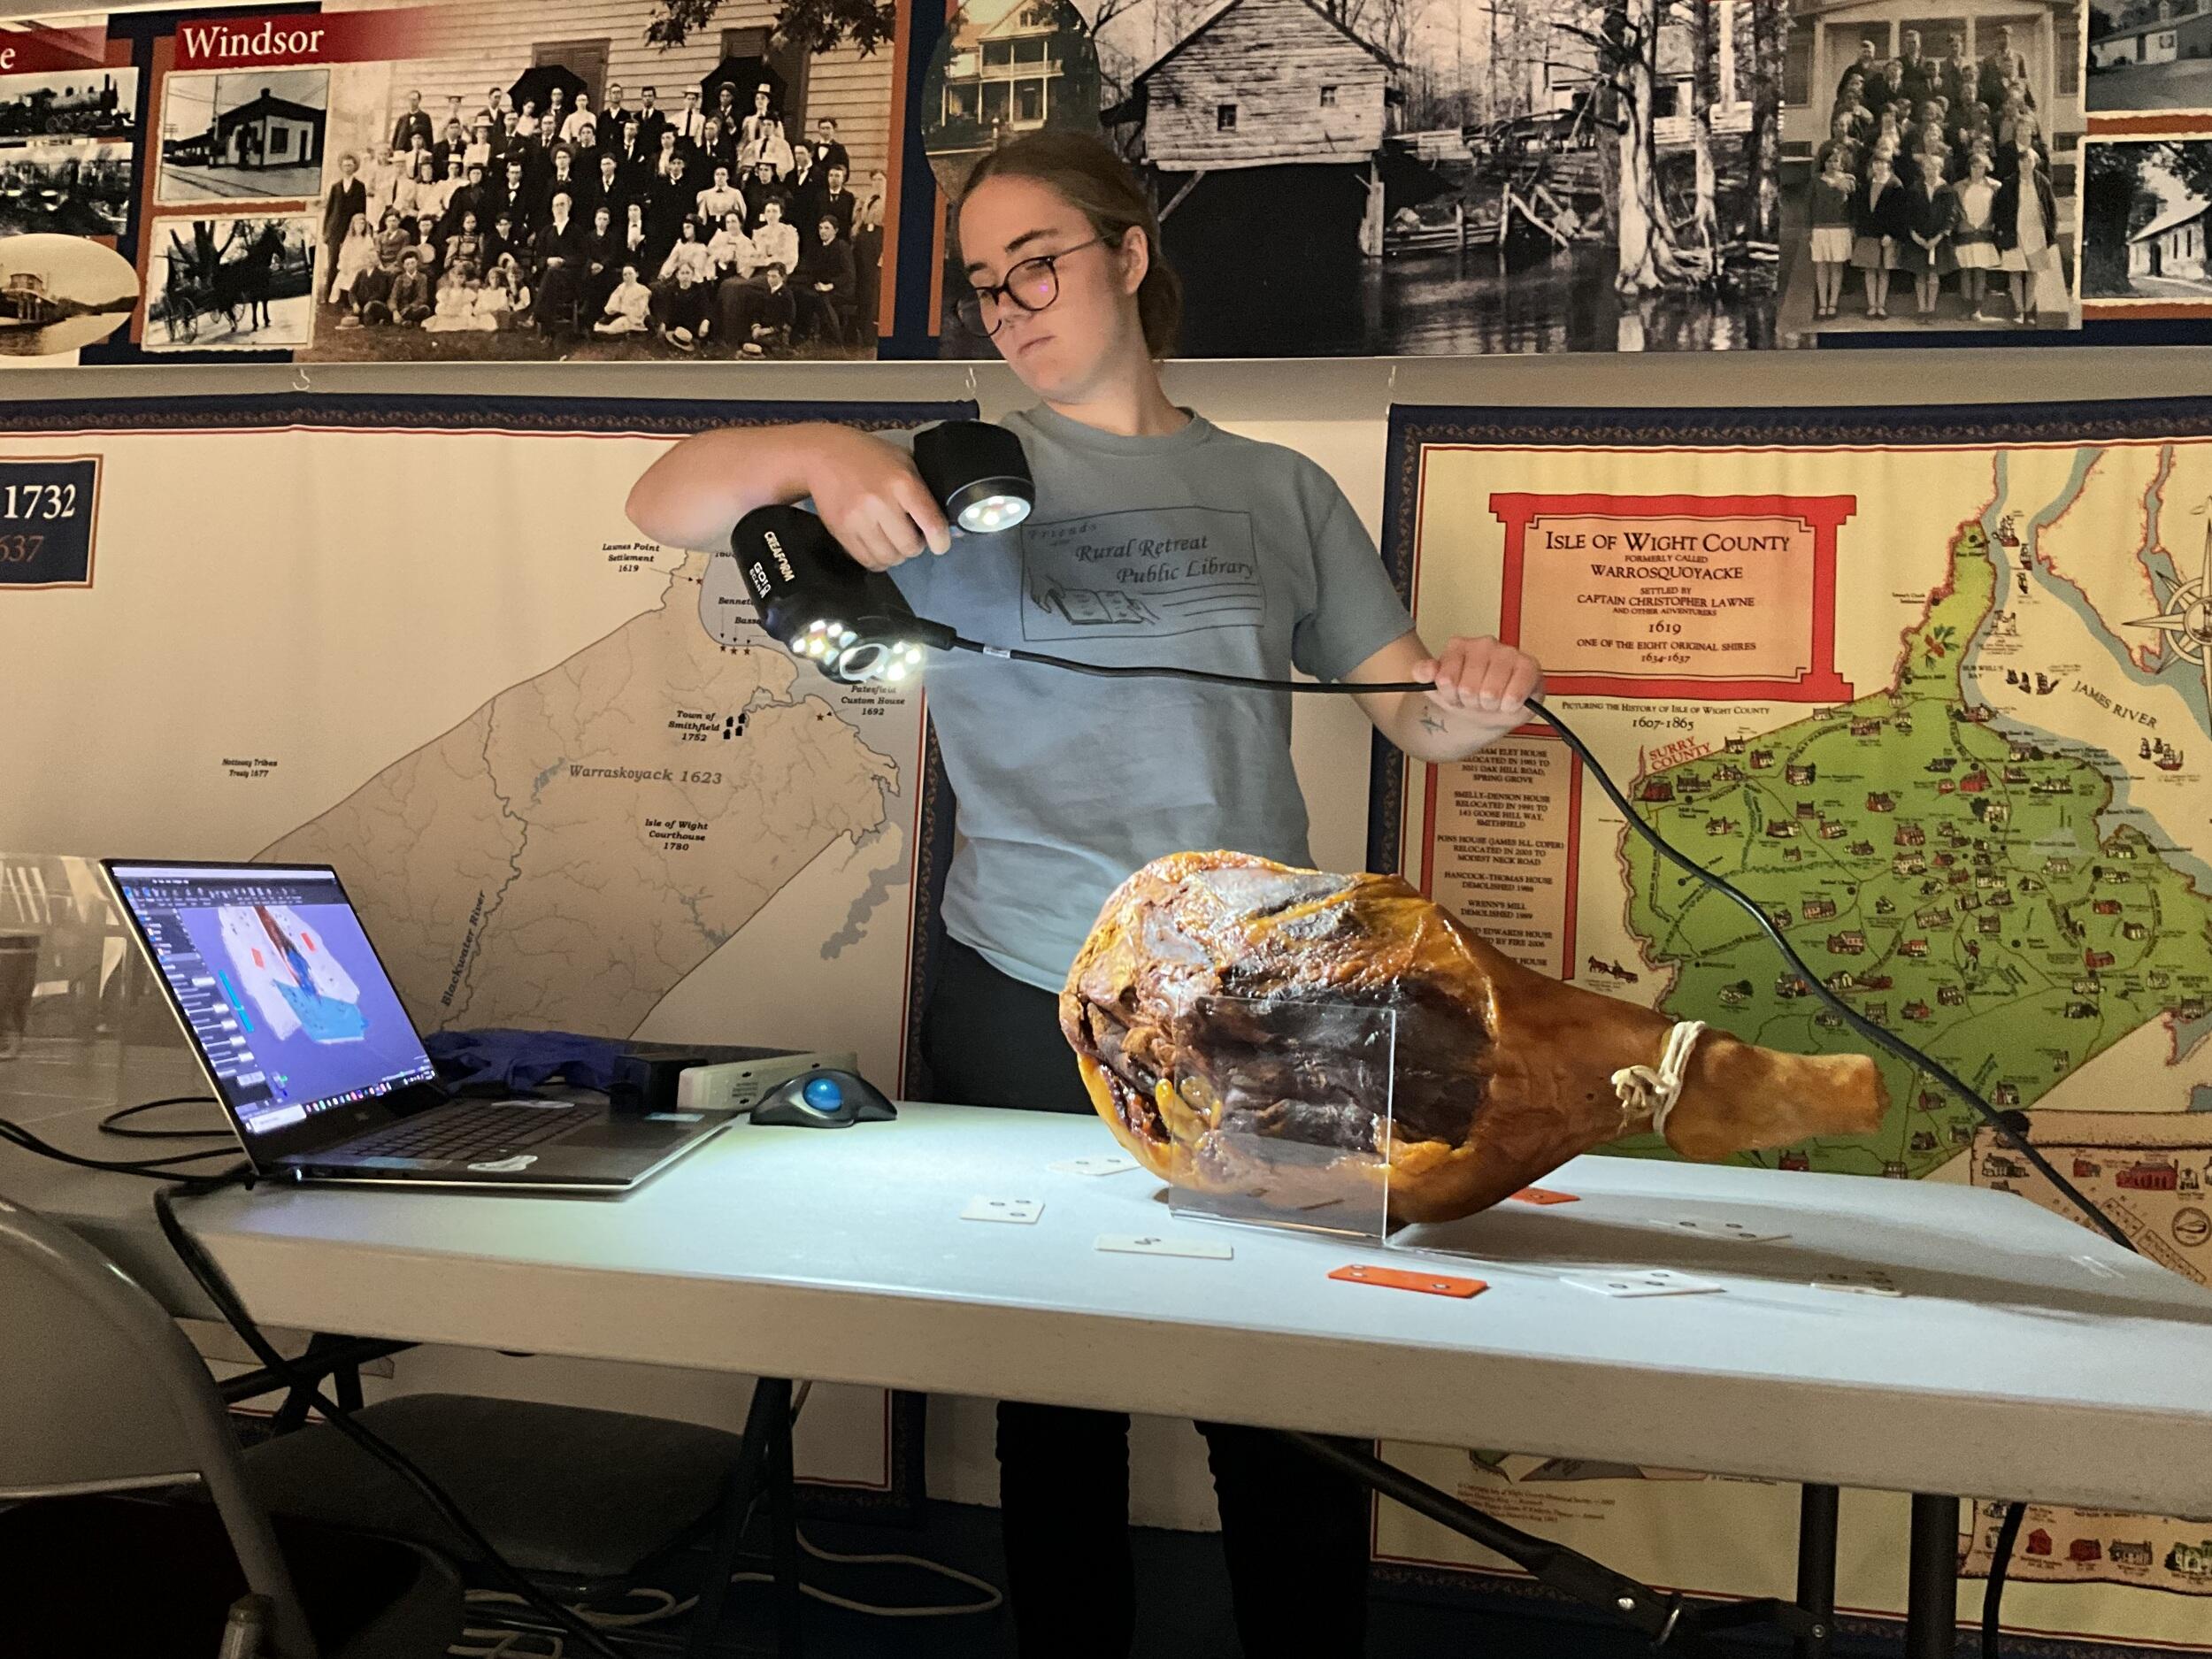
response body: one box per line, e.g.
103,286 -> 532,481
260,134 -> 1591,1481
944,633 -> 2137,1255
1984,1501 -> 2025,1659
99,1095 -> 228,1140
0,1118 -> 241,1179
151,1179 -> 630,1659
947,644 -> 2118,1651
1517,695 -> 2134,1255
951,636 -> 1434,694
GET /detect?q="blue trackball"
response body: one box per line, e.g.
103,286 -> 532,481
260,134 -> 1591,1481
803,1074 -> 844,1111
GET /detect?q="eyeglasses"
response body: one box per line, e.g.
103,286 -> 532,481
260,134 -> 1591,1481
956,236 -> 1105,335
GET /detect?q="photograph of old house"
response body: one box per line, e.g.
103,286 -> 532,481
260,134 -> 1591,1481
932,0 -> 1802,357
2083,137 -> 2212,310
2089,0 -> 2212,112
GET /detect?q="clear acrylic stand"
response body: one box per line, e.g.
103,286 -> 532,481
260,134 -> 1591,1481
1166,995 -> 1399,1245
0,852 -> 204,1121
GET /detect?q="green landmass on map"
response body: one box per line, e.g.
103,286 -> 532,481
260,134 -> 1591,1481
1615,521 -> 2212,1179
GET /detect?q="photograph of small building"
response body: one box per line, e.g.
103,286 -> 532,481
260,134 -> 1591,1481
2090,0 -> 2212,110
157,72 -> 330,204
2083,137 -> 2212,306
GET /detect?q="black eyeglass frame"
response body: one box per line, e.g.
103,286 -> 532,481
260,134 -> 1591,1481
956,234 -> 1110,335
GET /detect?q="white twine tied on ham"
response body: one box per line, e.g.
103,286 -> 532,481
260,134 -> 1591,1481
1612,1020 -> 1707,1138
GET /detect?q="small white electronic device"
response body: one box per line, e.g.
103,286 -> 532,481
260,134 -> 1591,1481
676,1050 -> 858,1114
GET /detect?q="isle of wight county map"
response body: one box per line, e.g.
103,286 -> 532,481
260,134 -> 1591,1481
1375,407 -> 2212,1644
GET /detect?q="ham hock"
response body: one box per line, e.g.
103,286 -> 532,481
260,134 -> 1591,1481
1060,852 -> 1890,1225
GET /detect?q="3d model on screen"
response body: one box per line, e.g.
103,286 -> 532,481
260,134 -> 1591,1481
216,902 -> 365,1045
1061,852 -> 1890,1225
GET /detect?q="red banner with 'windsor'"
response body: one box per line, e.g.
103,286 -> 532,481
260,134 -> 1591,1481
172,7 -> 461,72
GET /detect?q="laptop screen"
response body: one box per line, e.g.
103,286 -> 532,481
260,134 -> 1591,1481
108,863 -> 436,1138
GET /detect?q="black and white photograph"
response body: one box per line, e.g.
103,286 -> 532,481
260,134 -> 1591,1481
0,230 -> 137,361
922,0 -> 1100,196
1779,4 -> 2081,338
301,0 -> 898,364
146,215 -> 315,349
2088,0 -> 2212,115
157,71 -> 329,205
0,68 -> 135,145
2083,136 -> 2212,309
928,0 -> 1810,356
0,142 -> 131,236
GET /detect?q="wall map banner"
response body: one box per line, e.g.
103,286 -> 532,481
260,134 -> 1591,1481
0,390 -> 969,1507
1,0 -> 913,365
0,391 -> 967,1077
1371,398 -> 2212,1652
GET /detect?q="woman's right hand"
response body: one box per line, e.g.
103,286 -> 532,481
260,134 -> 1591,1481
808,428 -> 952,569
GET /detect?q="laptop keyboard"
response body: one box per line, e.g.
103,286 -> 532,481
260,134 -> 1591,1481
342,1102 -> 578,1163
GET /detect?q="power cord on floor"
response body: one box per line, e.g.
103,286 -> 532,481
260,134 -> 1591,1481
445,1377 -> 999,1658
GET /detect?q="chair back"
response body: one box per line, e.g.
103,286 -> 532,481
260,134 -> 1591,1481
0,1192 -> 319,1657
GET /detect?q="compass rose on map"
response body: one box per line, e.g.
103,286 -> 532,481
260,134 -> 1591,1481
2129,523 -> 2212,713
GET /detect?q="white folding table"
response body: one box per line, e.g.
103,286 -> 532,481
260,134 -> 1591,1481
8,1089 -> 2212,1657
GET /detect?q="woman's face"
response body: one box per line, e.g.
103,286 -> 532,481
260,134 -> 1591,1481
959,173 -> 1145,401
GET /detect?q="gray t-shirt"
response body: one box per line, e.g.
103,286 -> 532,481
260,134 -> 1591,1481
887,404 -> 1413,993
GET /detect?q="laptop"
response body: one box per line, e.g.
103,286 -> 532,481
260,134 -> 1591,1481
104,859 -> 732,1191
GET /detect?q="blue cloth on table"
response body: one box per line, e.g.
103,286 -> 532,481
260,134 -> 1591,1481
424,1028 -> 626,1093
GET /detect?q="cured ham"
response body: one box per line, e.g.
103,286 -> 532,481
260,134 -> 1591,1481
1060,852 -> 1888,1225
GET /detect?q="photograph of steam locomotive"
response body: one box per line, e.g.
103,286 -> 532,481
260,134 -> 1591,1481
0,69 -> 135,145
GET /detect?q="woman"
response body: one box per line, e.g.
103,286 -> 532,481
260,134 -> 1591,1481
480,253 -> 528,328
1901,148 -> 1955,318
651,217 -> 715,347
1948,145 -> 2001,320
624,130 -> 1541,1659
447,209 -> 486,284
1994,139 -> 2062,326
1808,142 -> 1855,320
706,209 -> 757,281
1853,150 -> 1908,319
695,162 -> 746,237
327,210 -> 378,316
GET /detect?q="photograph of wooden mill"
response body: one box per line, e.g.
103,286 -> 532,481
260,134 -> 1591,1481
933,0 -> 1802,356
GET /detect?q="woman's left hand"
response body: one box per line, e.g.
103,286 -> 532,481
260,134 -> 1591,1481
1412,636 -> 1544,726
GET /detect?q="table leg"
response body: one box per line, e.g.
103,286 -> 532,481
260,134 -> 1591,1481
766,1380 -> 803,1659
1904,1493 -> 1961,1659
683,1375 -> 791,1659
1795,1484 -> 1838,1659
